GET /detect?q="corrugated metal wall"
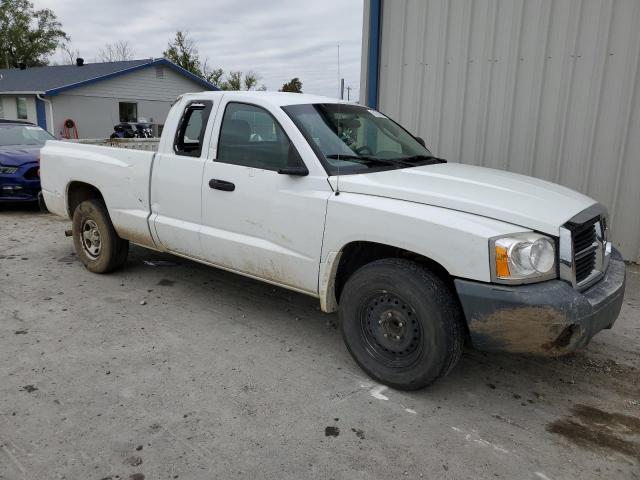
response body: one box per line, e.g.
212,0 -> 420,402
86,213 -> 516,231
371,0 -> 640,261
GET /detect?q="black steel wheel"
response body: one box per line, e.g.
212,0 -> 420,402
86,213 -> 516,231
360,292 -> 424,369
339,258 -> 464,390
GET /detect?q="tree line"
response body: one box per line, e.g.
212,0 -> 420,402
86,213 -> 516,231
0,0 -> 303,92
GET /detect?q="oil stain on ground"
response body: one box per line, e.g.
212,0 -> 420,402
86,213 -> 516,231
325,426 -> 340,437
547,404 -> 640,459
157,279 -> 176,286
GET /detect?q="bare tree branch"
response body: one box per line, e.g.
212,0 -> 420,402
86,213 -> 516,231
99,40 -> 134,62
59,43 -> 79,65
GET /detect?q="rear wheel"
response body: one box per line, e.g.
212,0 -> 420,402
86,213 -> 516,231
72,199 -> 128,273
37,192 -> 48,213
339,258 -> 464,390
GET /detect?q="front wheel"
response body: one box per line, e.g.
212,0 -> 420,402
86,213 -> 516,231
72,199 -> 129,273
339,259 -> 465,390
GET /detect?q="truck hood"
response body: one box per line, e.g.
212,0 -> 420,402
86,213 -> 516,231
329,162 -> 596,235
0,146 -> 40,167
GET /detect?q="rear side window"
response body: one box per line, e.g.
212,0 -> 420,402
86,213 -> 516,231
174,101 -> 213,157
216,102 -> 293,171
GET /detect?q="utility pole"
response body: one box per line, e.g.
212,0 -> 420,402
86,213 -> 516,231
340,78 -> 345,100
337,44 -> 341,99
346,86 -> 352,101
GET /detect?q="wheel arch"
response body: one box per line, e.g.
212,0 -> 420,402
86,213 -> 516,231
66,181 -> 104,219
319,240 -> 454,313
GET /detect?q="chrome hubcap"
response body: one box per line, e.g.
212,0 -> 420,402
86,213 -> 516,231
81,219 -> 101,259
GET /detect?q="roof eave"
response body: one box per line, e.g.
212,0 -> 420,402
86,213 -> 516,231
43,58 -> 218,96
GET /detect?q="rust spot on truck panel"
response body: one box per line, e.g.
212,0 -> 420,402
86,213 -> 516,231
469,307 -> 581,355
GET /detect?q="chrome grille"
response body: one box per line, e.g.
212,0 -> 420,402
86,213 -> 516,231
559,204 -> 611,290
573,221 -> 597,284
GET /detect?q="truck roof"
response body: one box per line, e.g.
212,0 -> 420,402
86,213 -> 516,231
178,91 -> 355,107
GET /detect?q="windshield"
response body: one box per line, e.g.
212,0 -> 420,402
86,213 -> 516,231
0,125 -> 55,147
283,103 -> 436,175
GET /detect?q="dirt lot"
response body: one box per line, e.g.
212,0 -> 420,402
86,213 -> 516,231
1,207 -> 639,480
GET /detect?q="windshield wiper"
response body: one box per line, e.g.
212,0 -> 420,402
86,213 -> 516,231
391,154 -> 447,164
325,154 -> 413,168
326,153 -> 446,168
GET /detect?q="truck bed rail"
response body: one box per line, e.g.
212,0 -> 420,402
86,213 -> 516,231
63,138 -> 160,151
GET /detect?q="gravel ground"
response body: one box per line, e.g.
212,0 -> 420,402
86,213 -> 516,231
1,206 -> 639,480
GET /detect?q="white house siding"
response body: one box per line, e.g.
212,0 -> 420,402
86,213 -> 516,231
49,66 -> 206,138
50,96 -> 172,139
0,95 -> 38,124
364,0 -> 640,262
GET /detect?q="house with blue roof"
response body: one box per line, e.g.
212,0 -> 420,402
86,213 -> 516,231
0,58 -> 218,138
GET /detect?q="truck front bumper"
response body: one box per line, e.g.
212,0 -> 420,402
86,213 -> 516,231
454,248 -> 626,355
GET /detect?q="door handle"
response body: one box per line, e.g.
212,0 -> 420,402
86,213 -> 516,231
209,179 -> 235,192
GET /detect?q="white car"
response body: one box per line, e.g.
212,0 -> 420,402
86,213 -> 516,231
40,91 -> 626,390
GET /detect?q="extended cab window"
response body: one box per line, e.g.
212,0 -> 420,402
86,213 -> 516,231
217,102 -> 293,171
174,101 -> 213,157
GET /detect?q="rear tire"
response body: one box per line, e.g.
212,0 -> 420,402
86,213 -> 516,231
37,192 -> 48,213
72,199 -> 129,273
339,258 -> 464,390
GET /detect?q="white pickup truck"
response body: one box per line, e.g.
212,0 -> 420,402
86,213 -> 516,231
41,91 -> 626,390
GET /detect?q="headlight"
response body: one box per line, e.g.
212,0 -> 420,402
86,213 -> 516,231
491,233 -> 556,283
0,165 -> 18,174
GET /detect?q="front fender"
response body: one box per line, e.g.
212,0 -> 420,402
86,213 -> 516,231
318,193 -> 530,312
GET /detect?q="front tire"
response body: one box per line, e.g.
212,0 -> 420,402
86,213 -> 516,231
339,259 -> 464,390
72,199 -> 129,273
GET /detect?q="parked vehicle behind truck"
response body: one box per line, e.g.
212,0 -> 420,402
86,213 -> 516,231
40,91 -> 626,390
0,120 -> 55,205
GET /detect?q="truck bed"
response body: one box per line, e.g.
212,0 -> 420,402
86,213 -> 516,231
40,139 -> 157,248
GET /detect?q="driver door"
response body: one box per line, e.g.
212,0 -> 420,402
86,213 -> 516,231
199,100 -> 332,294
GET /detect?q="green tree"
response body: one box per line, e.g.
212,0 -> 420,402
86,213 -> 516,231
222,71 -> 242,91
243,71 -> 260,90
0,0 -> 68,68
201,60 -> 224,85
280,78 -> 303,93
218,71 -> 264,91
163,31 -> 203,77
163,30 -> 264,91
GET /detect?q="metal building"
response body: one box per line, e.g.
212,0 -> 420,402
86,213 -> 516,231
360,0 -> 640,262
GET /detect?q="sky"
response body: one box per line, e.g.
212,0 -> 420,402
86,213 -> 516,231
32,0 -> 364,100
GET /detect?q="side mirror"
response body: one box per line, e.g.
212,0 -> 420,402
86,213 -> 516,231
279,144 -> 309,176
278,166 -> 309,176
415,136 -> 426,148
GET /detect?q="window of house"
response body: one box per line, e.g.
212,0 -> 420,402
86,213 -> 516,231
16,97 -> 27,120
119,102 -> 138,122
155,66 -> 164,79
173,101 -> 213,157
217,102 -> 297,171
0,98 -> 4,119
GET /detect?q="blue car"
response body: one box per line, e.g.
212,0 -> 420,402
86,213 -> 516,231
0,120 -> 55,205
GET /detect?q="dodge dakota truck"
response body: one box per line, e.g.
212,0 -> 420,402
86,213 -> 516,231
40,91 -> 626,390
